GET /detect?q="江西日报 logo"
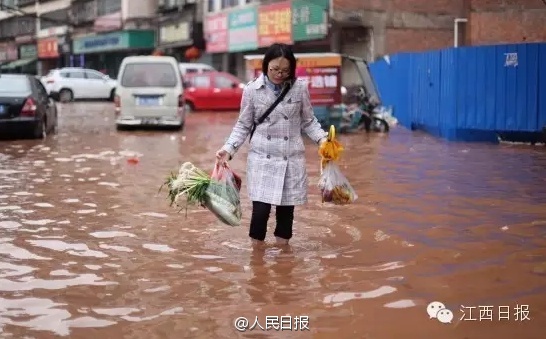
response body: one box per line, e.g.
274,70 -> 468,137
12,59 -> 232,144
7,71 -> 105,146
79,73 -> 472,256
427,301 -> 454,324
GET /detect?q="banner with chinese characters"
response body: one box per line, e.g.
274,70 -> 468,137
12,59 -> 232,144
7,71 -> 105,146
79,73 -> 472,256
291,0 -> 329,42
249,66 -> 341,106
228,6 -> 258,52
296,66 -> 341,105
204,12 -> 228,53
257,1 -> 292,47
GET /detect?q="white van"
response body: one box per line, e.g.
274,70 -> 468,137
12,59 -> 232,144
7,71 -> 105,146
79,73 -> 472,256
178,62 -> 215,76
115,55 -> 185,130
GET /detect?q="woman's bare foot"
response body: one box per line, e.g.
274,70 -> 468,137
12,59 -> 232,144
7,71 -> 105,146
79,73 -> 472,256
275,236 -> 289,246
251,238 -> 265,249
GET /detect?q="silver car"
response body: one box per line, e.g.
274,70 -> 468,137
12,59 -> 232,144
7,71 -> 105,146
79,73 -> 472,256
114,55 -> 185,130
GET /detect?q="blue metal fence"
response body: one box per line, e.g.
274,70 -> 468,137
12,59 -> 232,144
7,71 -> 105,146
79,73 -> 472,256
369,42 -> 546,143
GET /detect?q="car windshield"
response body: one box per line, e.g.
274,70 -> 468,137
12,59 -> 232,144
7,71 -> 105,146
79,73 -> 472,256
0,76 -> 31,94
121,63 -> 178,88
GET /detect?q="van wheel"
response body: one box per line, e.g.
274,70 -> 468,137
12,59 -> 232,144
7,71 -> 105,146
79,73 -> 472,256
109,89 -> 116,101
184,102 -> 194,113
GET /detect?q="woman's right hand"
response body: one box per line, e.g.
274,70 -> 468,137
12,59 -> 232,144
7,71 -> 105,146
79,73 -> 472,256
216,149 -> 229,162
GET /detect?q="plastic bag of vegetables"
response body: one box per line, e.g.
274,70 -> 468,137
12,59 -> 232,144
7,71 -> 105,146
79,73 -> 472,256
318,125 -> 358,205
160,161 -> 242,226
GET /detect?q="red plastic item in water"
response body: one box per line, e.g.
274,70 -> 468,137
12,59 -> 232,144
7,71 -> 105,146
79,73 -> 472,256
127,157 -> 139,164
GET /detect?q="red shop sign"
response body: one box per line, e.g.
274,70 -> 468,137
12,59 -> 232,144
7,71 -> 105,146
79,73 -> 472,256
204,12 -> 228,53
37,38 -> 59,59
257,1 -> 292,47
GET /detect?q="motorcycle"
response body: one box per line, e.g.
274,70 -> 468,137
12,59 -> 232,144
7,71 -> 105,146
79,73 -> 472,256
334,55 -> 391,134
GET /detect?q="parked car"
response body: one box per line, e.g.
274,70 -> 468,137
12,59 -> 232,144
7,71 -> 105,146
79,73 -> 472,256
183,71 -> 245,112
178,62 -> 216,76
41,67 -> 117,103
0,73 -> 58,139
114,55 -> 185,130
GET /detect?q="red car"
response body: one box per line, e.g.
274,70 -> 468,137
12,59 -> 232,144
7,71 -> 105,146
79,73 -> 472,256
183,71 -> 245,112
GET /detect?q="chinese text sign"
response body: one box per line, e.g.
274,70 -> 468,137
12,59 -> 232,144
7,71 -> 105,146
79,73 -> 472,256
228,7 -> 258,52
205,13 -> 228,53
258,1 -> 292,47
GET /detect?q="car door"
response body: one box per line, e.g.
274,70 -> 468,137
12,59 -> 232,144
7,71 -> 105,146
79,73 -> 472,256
188,75 -> 212,110
212,74 -> 239,110
66,70 -> 88,99
33,77 -> 54,131
84,69 -> 109,99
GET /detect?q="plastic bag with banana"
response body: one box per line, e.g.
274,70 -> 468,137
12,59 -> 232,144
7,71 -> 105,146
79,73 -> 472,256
318,125 -> 358,205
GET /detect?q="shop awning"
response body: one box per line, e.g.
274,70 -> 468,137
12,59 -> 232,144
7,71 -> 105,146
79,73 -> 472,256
1,58 -> 37,70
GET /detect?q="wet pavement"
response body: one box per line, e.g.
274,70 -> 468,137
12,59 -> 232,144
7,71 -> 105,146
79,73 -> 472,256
0,102 -> 545,339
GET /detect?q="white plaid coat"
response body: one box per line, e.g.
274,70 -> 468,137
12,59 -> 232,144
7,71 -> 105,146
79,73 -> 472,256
221,73 -> 327,206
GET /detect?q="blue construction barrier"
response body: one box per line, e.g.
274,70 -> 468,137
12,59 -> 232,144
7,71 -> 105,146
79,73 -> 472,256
369,42 -> 546,143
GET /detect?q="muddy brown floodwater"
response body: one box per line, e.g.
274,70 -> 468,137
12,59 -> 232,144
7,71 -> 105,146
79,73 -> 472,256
0,102 -> 545,339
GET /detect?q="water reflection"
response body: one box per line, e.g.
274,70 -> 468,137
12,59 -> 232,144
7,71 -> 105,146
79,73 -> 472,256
247,246 -> 299,305
0,104 -> 545,337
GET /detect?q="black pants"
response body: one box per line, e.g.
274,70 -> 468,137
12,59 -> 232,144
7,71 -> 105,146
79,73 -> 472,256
249,201 -> 295,241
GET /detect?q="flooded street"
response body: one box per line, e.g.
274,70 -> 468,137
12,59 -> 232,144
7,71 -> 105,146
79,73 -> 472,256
0,102 -> 545,339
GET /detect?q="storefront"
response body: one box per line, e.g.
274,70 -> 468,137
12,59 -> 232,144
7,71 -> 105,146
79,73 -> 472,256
203,0 -> 330,80
157,12 -> 205,62
0,42 -> 19,71
37,37 -> 61,75
0,44 -> 38,74
72,30 -> 156,78
35,26 -> 71,75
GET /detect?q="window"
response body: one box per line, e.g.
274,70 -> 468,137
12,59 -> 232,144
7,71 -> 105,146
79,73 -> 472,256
85,70 -> 104,80
0,76 -> 30,93
34,78 -> 49,100
214,76 -> 233,89
221,0 -> 238,10
191,75 -> 210,88
121,63 -> 178,88
68,71 -> 86,79
97,0 -> 122,16
40,8 -> 69,30
18,0 -> 36,7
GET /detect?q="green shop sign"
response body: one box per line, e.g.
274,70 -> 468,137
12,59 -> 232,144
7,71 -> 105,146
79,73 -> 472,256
19,44 -> 37,59
73,30 -> 155,54
228,6 -> 258,52
291,0 -> 329,42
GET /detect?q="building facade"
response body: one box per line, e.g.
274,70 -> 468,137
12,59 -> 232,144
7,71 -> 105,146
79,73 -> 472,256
203,0 -> 331,81
156,0 -> 206,63
69,0 -> 158,78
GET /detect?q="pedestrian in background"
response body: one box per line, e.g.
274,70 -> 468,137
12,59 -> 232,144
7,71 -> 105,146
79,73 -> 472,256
216,43 -> 327,247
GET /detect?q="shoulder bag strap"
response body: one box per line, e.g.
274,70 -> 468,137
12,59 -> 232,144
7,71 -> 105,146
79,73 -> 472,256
248,84 -> 291,142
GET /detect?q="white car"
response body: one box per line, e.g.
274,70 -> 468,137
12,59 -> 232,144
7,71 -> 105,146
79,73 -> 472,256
41,68 -> 117,102
115,55 -> 185,130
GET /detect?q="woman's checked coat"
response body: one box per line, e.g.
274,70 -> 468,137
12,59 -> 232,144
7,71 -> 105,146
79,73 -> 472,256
221,73 -> 327,206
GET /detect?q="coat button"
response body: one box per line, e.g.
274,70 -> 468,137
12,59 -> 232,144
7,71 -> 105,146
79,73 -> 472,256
283,156 -> 287,160
266,155 -> 270,159
284,116 -> 289,120
267,135 -> 271,140
284,136 -> 288,141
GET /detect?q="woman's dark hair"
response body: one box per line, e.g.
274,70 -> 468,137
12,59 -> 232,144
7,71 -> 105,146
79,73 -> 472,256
261,43 -> 297,81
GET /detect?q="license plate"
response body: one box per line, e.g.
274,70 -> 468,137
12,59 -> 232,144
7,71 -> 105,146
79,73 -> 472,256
142,118 -> 159,125
0,105 -> 5,115
137,96 -> 160,106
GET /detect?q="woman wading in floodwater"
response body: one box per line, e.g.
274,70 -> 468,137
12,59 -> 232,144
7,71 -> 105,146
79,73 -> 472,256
216,43 -> 327,247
